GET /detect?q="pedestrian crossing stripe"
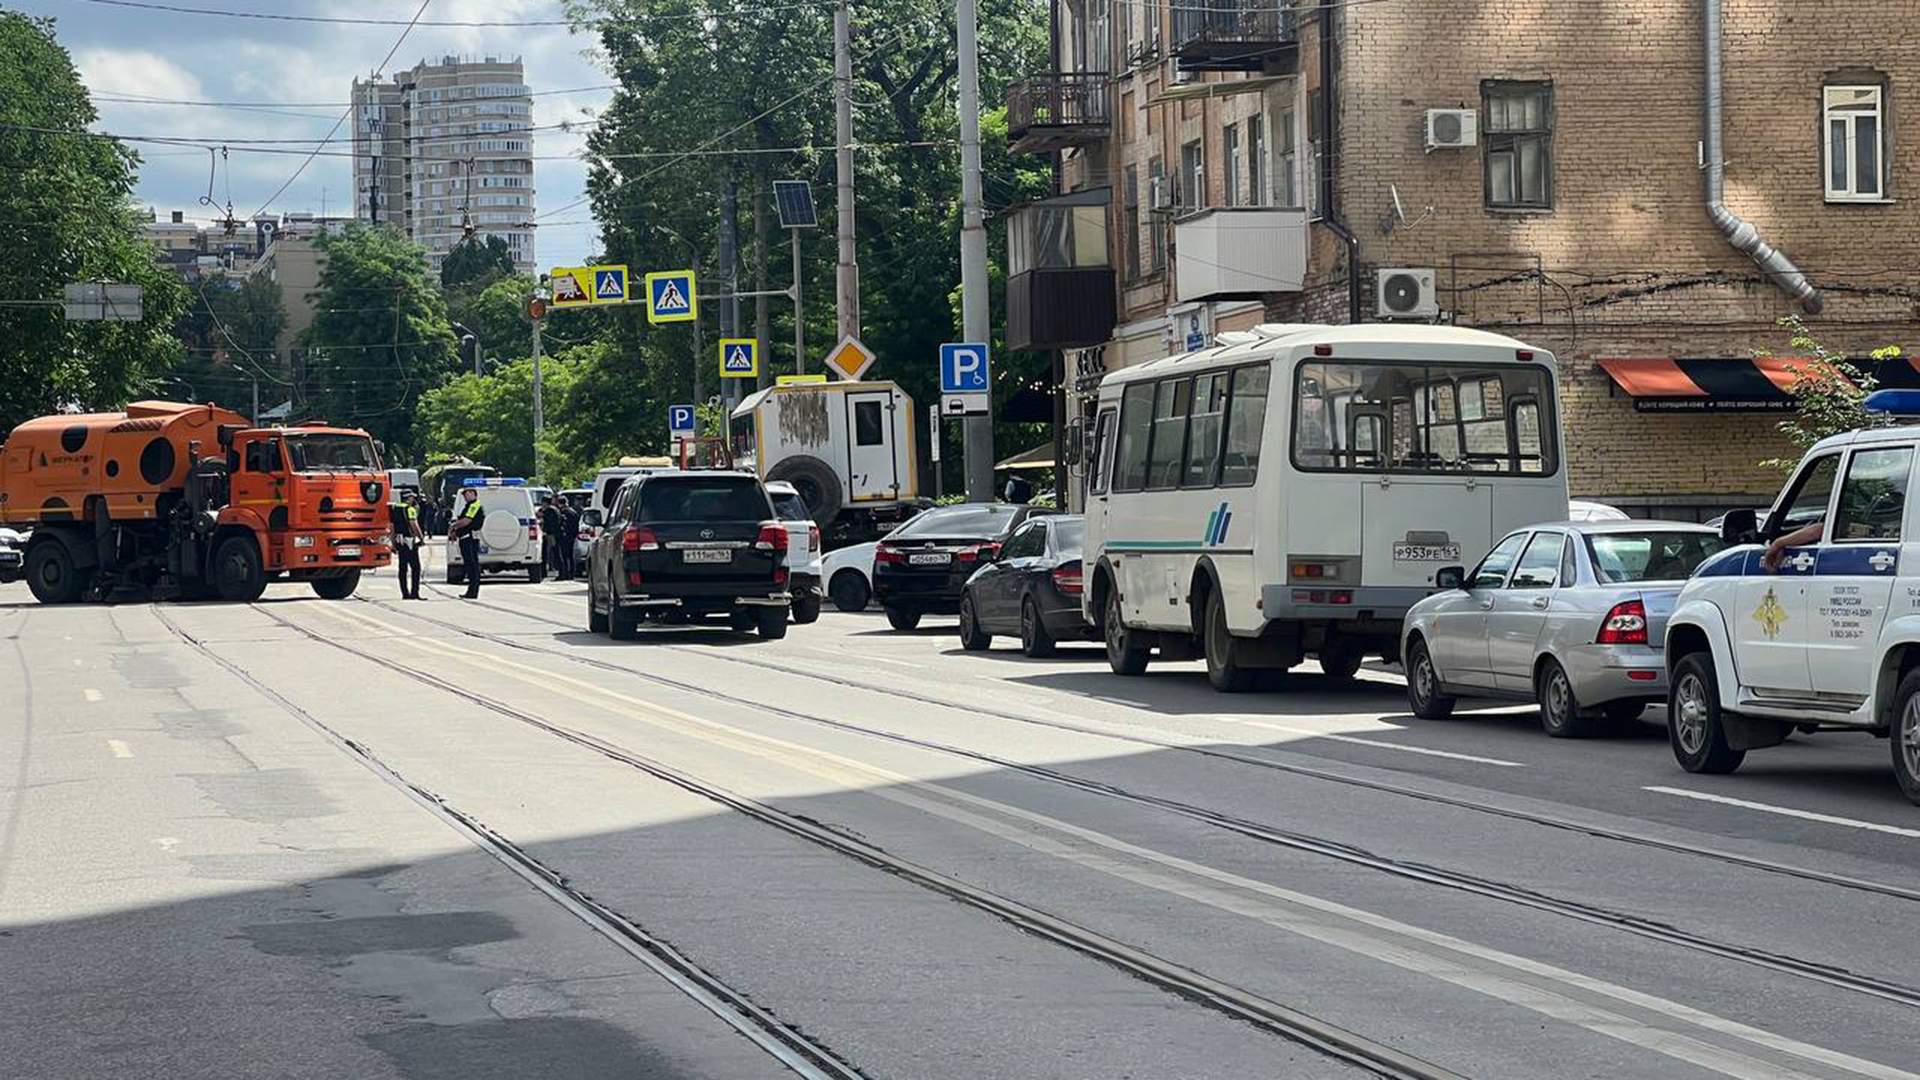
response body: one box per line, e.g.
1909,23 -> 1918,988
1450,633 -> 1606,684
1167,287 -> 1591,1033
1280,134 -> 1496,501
594,269 -> 626,300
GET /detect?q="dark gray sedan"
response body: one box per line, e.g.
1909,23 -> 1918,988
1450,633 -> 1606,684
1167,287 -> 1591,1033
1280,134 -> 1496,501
957,515 -> 1093,657
1401,521 -> 1727,736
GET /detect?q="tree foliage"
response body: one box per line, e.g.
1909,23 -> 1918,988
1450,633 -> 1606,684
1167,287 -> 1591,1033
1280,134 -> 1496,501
416,351 -> 586,482
166,272 -> 286,416
0,11 -> 187,432
1765,315 -> 1900,471
296,223 -> 456,458
445,273 -> 537,368
440,234 -> 517,290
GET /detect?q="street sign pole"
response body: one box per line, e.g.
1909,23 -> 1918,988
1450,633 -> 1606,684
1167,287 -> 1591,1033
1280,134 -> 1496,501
930,403 -> 944,500
791,228 -> 806,375
957,0 -> 994,502
531,316 -> 545,482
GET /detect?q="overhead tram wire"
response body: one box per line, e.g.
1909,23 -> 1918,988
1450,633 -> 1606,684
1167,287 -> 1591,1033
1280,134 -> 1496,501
70,0 -> 836,26
246,0 -> 434,220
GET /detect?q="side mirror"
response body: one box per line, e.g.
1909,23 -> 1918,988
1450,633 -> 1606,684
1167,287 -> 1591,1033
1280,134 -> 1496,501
1434,565 -> 1466,590
582,510 -> 603,528
1719,508 -> 1758,544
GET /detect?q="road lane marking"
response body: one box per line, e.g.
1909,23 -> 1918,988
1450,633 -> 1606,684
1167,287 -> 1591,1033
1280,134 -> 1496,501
83,688 -> 103,702
1644,786 -> 1920,839
1230,719 -> 1527,768
106,739 -> 132,759
298,601 -> 1915,1080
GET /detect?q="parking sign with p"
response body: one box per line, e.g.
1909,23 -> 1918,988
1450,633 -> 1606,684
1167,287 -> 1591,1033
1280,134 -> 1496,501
939,342 -> 990,415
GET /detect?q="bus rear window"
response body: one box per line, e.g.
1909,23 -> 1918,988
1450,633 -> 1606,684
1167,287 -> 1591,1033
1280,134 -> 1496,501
1292,360 -> 1556,476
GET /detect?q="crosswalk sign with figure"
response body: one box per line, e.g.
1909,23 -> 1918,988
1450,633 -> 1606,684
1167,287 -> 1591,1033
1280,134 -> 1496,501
645,270 -> 697,324
593,267 -> 627,301
718,338 -> 759,379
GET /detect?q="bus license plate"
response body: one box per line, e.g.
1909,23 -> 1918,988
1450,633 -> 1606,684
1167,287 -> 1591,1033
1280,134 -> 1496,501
335,546 -> 362,558
909,552 -> 951,566
683,548 -> 732,564
1393,542 -> 1460,562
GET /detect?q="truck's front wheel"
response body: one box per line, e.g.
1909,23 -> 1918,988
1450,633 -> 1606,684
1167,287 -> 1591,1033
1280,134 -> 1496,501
1670,653 -> 1743,775
311,570 -> 360,600
25,540 -> 86,605
211,536 -> 267,602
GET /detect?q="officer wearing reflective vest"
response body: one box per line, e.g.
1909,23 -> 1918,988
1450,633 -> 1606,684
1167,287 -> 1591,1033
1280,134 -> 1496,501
449,486 -> 486,598
390,492 -> 425,599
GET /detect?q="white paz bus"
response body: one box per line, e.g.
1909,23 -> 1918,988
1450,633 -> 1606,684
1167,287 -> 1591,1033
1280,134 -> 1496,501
1084,324 -> 1569,691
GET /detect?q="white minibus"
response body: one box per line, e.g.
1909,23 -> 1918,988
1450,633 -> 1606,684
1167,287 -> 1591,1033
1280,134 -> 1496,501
1083,323 -> 1569,691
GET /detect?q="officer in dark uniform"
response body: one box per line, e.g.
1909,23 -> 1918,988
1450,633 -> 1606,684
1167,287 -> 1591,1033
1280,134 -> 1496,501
558,495 -> 581,581
390,492 -> 424,598
450,486 -> 486,598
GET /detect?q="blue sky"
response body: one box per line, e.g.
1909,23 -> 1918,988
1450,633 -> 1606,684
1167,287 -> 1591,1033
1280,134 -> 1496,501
13,0 -> 610,270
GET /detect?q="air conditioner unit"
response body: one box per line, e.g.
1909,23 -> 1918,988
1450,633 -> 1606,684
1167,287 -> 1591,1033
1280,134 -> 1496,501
1376,268 -> 1439,319
1149,175 -> 1175,212
1425,108 -> 1478,151
1168,58 -> 1198,86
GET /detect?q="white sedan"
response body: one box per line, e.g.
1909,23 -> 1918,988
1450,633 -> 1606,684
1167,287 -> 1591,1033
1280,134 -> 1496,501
822,540 -> 878,612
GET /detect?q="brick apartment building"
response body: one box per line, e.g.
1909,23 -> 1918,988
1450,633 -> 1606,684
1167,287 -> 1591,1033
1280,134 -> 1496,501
1006,0 -> 1920,516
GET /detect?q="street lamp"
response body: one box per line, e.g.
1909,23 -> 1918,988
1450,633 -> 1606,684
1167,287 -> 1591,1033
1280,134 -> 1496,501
450,321 -> 483,376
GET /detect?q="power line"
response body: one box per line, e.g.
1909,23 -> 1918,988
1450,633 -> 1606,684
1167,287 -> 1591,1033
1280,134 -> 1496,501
91,84 -> 619,109
70,0 -> 832,26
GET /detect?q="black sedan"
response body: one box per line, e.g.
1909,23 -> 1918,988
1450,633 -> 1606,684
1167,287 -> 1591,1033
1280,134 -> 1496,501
872,503 -> 1051,630
957,514 -> 1092,657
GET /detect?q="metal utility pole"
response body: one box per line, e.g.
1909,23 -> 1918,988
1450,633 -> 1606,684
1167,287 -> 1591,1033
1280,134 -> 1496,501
691,250 -> 706,410
957,0 -> 994,501
791,229 -> 806,374
833,0 -> 859,341
719,179 -> 741,408
530,317 -> 545,481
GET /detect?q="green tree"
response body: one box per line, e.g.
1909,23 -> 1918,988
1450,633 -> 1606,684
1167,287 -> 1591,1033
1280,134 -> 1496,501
445,273 -> 537,368
416,351 -> 586,482
439,234 -> 517,290
1765,315 -> 1901,471
297,223 -> 456,457
166,272 -> 286,415
0,10 -> 187,431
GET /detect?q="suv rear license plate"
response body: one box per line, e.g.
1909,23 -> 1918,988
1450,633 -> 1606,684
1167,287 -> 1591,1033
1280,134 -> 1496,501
683,548 -> 732,564
335,546 -> 362,558
909,552 -> 951,566
1393,542 -> 1459,562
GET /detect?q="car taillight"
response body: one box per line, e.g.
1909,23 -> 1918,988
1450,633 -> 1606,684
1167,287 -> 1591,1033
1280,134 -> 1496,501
1051,561 -> 1083,595
757,522 -> 787,553
623,526 -> 659,552
808,524 -> 821,553
875,543 -> 904,565
958,541 -> 1001,563
529,524 -> 540,540
1597,599 -> 1648,645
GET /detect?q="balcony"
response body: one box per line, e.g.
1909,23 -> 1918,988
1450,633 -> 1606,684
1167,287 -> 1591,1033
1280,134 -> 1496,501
1174,207 -> 1307,302
1006,73 -> 1111,155
1172,0 -> 1299,74
1006,190 -> 1115,351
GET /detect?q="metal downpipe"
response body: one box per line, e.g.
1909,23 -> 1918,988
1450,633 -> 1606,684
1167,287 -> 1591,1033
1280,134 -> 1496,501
1703,0 -> 1823,314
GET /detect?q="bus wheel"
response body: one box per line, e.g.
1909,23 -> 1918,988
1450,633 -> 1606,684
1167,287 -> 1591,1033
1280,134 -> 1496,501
1103,589 -> 1150,676
1203,591 -> 1256,693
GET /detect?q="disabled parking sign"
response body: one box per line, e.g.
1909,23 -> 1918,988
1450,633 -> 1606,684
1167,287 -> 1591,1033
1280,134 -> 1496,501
646,270 -> 697,324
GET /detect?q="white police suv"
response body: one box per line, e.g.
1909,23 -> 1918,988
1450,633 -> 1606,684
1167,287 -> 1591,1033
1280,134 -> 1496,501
445,477 -> 545,584
1667,392 -> 1920,804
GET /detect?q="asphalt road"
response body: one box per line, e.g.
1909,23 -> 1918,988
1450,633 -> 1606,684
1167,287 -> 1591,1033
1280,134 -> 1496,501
3,548 -> 1918,1080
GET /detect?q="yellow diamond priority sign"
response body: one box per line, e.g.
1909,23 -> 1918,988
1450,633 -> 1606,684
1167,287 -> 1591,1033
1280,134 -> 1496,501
823,336 -> 875,381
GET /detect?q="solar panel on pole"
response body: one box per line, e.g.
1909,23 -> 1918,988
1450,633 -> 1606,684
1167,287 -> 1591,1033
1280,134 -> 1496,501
773,180 -> 818,229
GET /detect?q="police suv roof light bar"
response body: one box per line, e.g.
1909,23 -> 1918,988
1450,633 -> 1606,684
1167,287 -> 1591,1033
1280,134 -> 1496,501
462,477 -> 528,487
1862,389 -> 1920,417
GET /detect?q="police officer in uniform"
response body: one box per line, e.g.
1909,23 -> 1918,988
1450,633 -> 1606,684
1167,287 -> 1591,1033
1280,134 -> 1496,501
450,486 -> 486,598
391,491 -> 424,599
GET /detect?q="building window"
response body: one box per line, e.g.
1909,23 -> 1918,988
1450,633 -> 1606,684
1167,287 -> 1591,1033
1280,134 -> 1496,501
1247,115 -> 1266,206
1147,156 -> 1167,271
1123,165 -> 1142,280
1180,139 -> 1203,209
1483,81 -> 1553,210
1275,109 -> 1296,208
1825,84 -> 1886,201
1222,123 -> 1241,207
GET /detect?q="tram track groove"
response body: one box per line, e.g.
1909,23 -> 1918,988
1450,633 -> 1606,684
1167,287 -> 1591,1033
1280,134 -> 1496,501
367,591 -> 1920,1013
427,582 -> 1920,907
149,605 -> 871,1080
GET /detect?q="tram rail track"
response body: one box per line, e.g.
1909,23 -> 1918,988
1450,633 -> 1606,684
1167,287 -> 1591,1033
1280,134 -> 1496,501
367,590 -> 1920,1013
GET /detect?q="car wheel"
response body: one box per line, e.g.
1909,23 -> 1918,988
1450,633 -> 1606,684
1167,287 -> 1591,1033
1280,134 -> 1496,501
754,606 -> 789,639
1537,659 -> 1595,738
1020,597 -> 1057,659
1319,642 -> 1363,683
211,535 -> 267,602
310,570 -> 360,600
1203,589 -> 1255,693
791,593 -> 822,624
1890,669 -> 1920,806
1669,652 -> 1744,774
24,540 -> 86,605
885,606 -> 921,632
588,587 -> 608,634
1103,589 -> 1150,676
958,593 -> 992,651
829,571 -> 870,613
528,563 -> 546,584
609,605 -> 639,641
1405,636 -> 1456,720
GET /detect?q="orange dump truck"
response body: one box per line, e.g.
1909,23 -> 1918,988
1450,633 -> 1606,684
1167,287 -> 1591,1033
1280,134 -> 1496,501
0,401 -> 392,603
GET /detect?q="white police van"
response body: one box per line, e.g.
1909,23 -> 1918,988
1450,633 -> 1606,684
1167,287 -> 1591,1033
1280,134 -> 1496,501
1667,391 -> 1920,804
445,477 -> 544,584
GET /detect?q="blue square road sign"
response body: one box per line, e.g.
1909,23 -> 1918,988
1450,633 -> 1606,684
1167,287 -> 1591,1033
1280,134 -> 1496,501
939,342 -> 990,394
668,404 -> 696,436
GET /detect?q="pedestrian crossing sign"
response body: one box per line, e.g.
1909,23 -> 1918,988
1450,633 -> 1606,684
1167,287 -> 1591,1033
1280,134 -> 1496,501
547,264 -> 628,307
645,270 -> 697,324
594,267 -> 627,301
719,338 -> 759,379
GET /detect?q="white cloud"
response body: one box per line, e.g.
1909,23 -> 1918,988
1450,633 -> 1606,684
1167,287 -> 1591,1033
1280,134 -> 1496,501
74,48 -> 203,100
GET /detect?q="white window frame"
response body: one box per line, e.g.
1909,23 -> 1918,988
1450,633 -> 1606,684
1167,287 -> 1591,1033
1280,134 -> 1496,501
1824,84 -> 1887,203
1222,123 -> 1241,208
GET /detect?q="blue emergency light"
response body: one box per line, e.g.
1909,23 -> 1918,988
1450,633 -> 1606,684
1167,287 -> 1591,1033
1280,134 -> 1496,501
1862,389 -> 1920,416
461,476 -> 526,487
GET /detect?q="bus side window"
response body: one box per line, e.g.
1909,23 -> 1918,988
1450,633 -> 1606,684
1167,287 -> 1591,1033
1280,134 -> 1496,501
1090,409 -> 1117,496
1146,377 -> 1193,490
1114,383 -> 1155,492
1182,372 -> 1228,488
1220,364 -> 1270,487
1510,397 -> 1546,474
